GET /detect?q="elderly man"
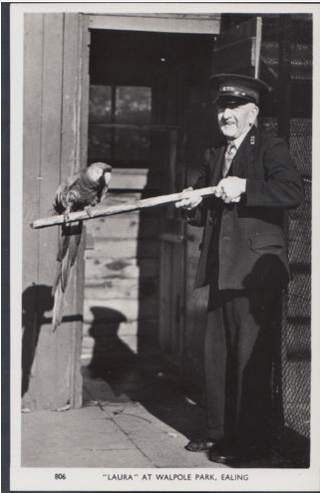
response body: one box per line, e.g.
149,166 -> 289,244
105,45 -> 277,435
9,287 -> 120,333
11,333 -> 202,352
176,74 -> 304,465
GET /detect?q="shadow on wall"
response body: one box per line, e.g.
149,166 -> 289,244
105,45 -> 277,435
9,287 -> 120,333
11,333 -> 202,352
21,285 -> 54,397
87,306 -> 131,380
84,305 -> 207,440
242,253 -> 310,467
22,284 -> 83,398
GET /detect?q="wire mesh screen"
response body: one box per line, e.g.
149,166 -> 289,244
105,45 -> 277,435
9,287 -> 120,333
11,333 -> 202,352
285,122 -> 311,442
261,15 -> 312,465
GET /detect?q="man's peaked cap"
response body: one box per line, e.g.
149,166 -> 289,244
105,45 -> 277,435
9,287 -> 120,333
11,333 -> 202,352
210,73 -> 271,105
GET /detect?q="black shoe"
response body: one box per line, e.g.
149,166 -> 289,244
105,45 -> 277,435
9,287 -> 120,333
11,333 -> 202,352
209,444 -> 270,465
208,444 -> 236,465
185,438 -> 217,452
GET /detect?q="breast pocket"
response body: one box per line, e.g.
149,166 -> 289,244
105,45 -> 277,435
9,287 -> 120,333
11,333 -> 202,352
249,233 -> 286,252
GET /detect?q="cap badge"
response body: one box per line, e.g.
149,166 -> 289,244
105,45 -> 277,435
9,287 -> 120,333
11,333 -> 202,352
222,86 -> 235,92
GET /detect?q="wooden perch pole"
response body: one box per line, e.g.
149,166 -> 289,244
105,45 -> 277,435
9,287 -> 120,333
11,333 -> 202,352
31,186 -> 217,229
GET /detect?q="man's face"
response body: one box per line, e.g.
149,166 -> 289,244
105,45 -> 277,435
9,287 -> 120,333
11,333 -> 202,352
217,99 -> 259,140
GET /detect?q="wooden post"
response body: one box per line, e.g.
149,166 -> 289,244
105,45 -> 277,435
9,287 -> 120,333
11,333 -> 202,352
22,13 -> 89,410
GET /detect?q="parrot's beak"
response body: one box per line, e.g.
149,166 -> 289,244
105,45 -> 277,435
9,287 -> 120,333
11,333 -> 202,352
104,171 -> 112,186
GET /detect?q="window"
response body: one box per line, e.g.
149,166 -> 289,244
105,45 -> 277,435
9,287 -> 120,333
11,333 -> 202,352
88,85 -> 152,167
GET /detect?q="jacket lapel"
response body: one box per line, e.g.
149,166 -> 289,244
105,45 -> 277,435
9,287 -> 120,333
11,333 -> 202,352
209,146 -> 226,185
207,126 -> 258,184
232,126 -> 257,178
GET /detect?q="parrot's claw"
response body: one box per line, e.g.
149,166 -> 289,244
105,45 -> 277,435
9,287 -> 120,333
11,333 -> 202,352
85,205 -> 94,217
63,211 -> 70,222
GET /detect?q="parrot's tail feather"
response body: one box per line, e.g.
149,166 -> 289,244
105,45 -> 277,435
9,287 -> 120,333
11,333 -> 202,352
52,262 -> 62,296
52,283 -> 64,332
57,228 -> 70,262
52,221 -> 83,330
60,251 -> 73,293
69,231 -> 82,266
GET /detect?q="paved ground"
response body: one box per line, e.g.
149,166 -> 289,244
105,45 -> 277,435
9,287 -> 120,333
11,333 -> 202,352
22,353 -> 293,469
22,401 -> 224,469
22,355 -> 226,468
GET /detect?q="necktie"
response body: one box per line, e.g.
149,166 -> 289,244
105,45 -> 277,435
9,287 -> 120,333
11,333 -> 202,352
223,143 -> 237,177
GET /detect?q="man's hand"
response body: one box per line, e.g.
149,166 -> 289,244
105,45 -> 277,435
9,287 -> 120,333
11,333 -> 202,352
175,187 -> 203,210
215,177 -> 247,203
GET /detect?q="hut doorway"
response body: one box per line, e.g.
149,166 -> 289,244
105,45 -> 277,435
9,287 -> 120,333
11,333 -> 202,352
81,27 -> 215,397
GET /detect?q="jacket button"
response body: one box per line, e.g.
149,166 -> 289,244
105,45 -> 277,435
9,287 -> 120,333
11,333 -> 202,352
209,217 -> 214,225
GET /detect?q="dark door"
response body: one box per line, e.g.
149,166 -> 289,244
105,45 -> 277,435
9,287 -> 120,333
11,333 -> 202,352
84,29 -> 210,377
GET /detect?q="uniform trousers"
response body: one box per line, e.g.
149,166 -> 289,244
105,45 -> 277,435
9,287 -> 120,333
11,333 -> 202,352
205,288 -> 281,451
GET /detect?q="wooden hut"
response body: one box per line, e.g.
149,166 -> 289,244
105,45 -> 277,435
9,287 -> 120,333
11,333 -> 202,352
22,11 -> 311,464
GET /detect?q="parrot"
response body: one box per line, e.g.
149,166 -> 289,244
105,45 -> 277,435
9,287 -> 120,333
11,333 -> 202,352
51,162 -> 113,331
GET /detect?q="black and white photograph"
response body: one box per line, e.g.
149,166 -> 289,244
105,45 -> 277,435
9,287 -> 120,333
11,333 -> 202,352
8,2 -> 320,491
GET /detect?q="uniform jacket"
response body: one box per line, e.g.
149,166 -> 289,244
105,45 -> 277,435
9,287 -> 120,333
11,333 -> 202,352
189,125 -> 304,293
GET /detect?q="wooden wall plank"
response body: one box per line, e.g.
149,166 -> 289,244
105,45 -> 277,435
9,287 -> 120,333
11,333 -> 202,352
23,13 -> 65,410
22,14 -> 44,410
57,13 -> 83,409
74,14 -> 90,406
23,14 -> 44,291
86,238 -> 159,259
36,13 -> 65,408
53,13 -> 78,409
82,185 -> 161,362
83,298 -> 158,324
158,242 -> 170,351
23,13 -> 88,410
72,235 -> 85,407
89,14 -> 220,35
60,13 -> 81,178
85,276 -> 158,300
85,257 -> 158,279
184,222 -> 209,388
38,13 -> 64,280
83,319 -> 158,338
87,216 -> 160,240
79,14 -> 90,169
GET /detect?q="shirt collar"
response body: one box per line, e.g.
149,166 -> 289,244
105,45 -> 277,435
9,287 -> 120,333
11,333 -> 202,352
228,126 -> 252,149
